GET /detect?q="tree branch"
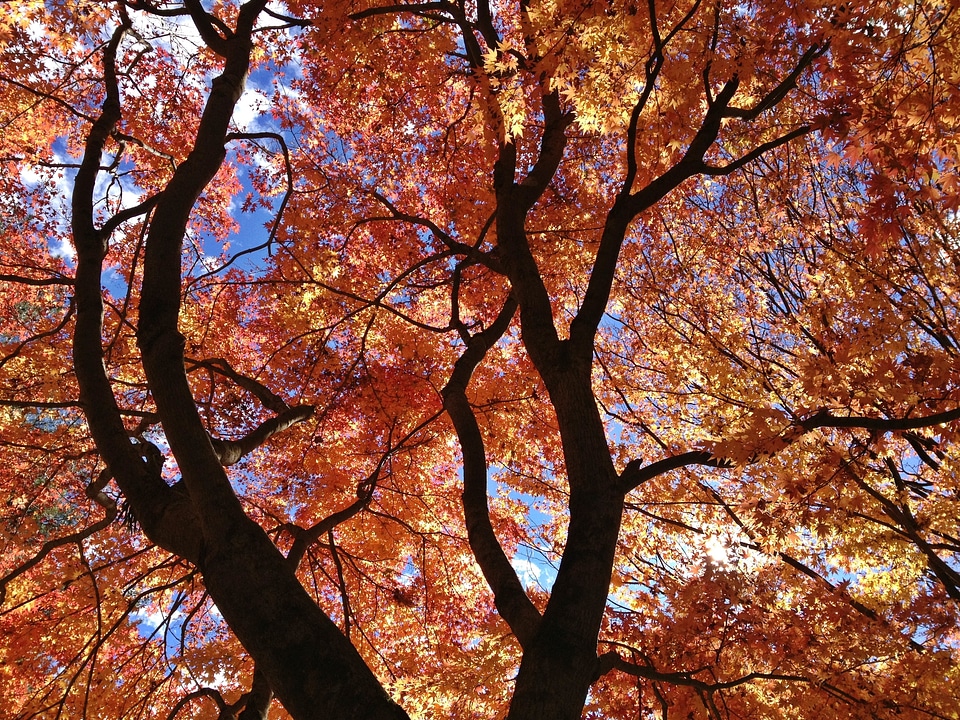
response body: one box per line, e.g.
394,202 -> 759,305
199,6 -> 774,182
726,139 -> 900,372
0,298 -> 75,371
71,20 -> 203,562
164,687 -> 229,720
0,470 -> 118,606
597,650 -> 811,691
100,193 -> 162,238
0,273 -> 73,286
286,411 -> 443,569
571,40 -> 823,355
131,5 -> 410,716
350,1 -> 454,20
442,295 -> 543,648
702,125 -> 812,176
725,44 -> 827,121
209,405 -> 315,466
801,406 -> 960,432
516,91 -> 574,210
620,450 -> 731,492
182,0 -> 233,56
189,357 -> 290,413
620,406 -> 960,493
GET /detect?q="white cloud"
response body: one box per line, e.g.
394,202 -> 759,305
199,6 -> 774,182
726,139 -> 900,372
513,557 -> 541,586
232,87 -> 269,131
49,237 -> 76,261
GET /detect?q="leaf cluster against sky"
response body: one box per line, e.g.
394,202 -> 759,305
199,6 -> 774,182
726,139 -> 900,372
1,0 -> 959,718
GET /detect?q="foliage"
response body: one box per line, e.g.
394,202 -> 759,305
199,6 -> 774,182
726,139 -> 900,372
1,0 -> 959,718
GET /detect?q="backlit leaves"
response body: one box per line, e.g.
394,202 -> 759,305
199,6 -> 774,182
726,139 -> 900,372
2,0 -> 960,718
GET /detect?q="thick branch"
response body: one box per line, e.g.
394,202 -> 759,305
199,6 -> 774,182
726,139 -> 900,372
597,650 -> 811,692
262,6 -> 312,29
0,273 -> 73,286
801,407 -> 960,432
182,0 -> 233,55
516,91 -> 574,210
442,295 -> 543,648
620,450 -> 731,492
100,193 -> 162,238
131,4 -> 409,717
164,688 -> 228,720
210,405 -> 315,466
350,1 -> 456,22
71,21 -> 203,562
703,125 -> 812,176
190,357 -> 290,413
491,82 -> 579,372
136,3 -> 269,535
569,83 -> 738,354
725,44 -> 826,121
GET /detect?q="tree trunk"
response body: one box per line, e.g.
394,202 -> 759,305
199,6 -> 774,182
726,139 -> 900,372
72,6 -> 410,718
507,367 -> 625,720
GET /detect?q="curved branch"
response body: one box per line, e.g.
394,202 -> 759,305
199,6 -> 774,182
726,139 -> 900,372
846,459 -> 960,601
442,295 -> 543,648
702,125 -> 812,176
0,273 -> 73,286
597,650 -> 811,691
123,0 -> 190,18
802,406 -> 960,432
71,20 -> 203,562
597,649 -> 863,709
164,687 -> 229,720
0,74 -> 97,124
516,91 -> 574,210
623,0 -> 703,193
262,6 -> 312,29
620,450 -> 731,492
182,0 -> 233,56
100,193 -> 162,238
189,357 -> 290,413
369,190 -> 501,271
210,405 -> 315,466
132,5 -> 409,716
725,44 -> 827,121
179,131 -> 298,284
349,2 -> 457,22
112,130 -> 178,170
572,44 -> 820,355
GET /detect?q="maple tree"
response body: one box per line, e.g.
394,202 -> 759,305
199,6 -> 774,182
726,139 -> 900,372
1,0 -> 960,717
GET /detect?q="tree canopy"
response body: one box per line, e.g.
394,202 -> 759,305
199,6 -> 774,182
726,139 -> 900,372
1,0 -> 959,718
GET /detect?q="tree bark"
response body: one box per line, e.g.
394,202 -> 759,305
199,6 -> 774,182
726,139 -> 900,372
492,128 -> 626,719
73,5 -> 409,719
505,364 -> 625,720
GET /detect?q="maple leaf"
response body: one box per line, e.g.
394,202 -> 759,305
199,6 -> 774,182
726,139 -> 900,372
1,1 -> 959,719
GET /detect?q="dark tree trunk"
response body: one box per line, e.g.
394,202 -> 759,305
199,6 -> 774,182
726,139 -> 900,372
72,5 -> 410,718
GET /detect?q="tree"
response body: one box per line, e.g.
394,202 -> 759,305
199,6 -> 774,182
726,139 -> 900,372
1,0 -> 959,717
